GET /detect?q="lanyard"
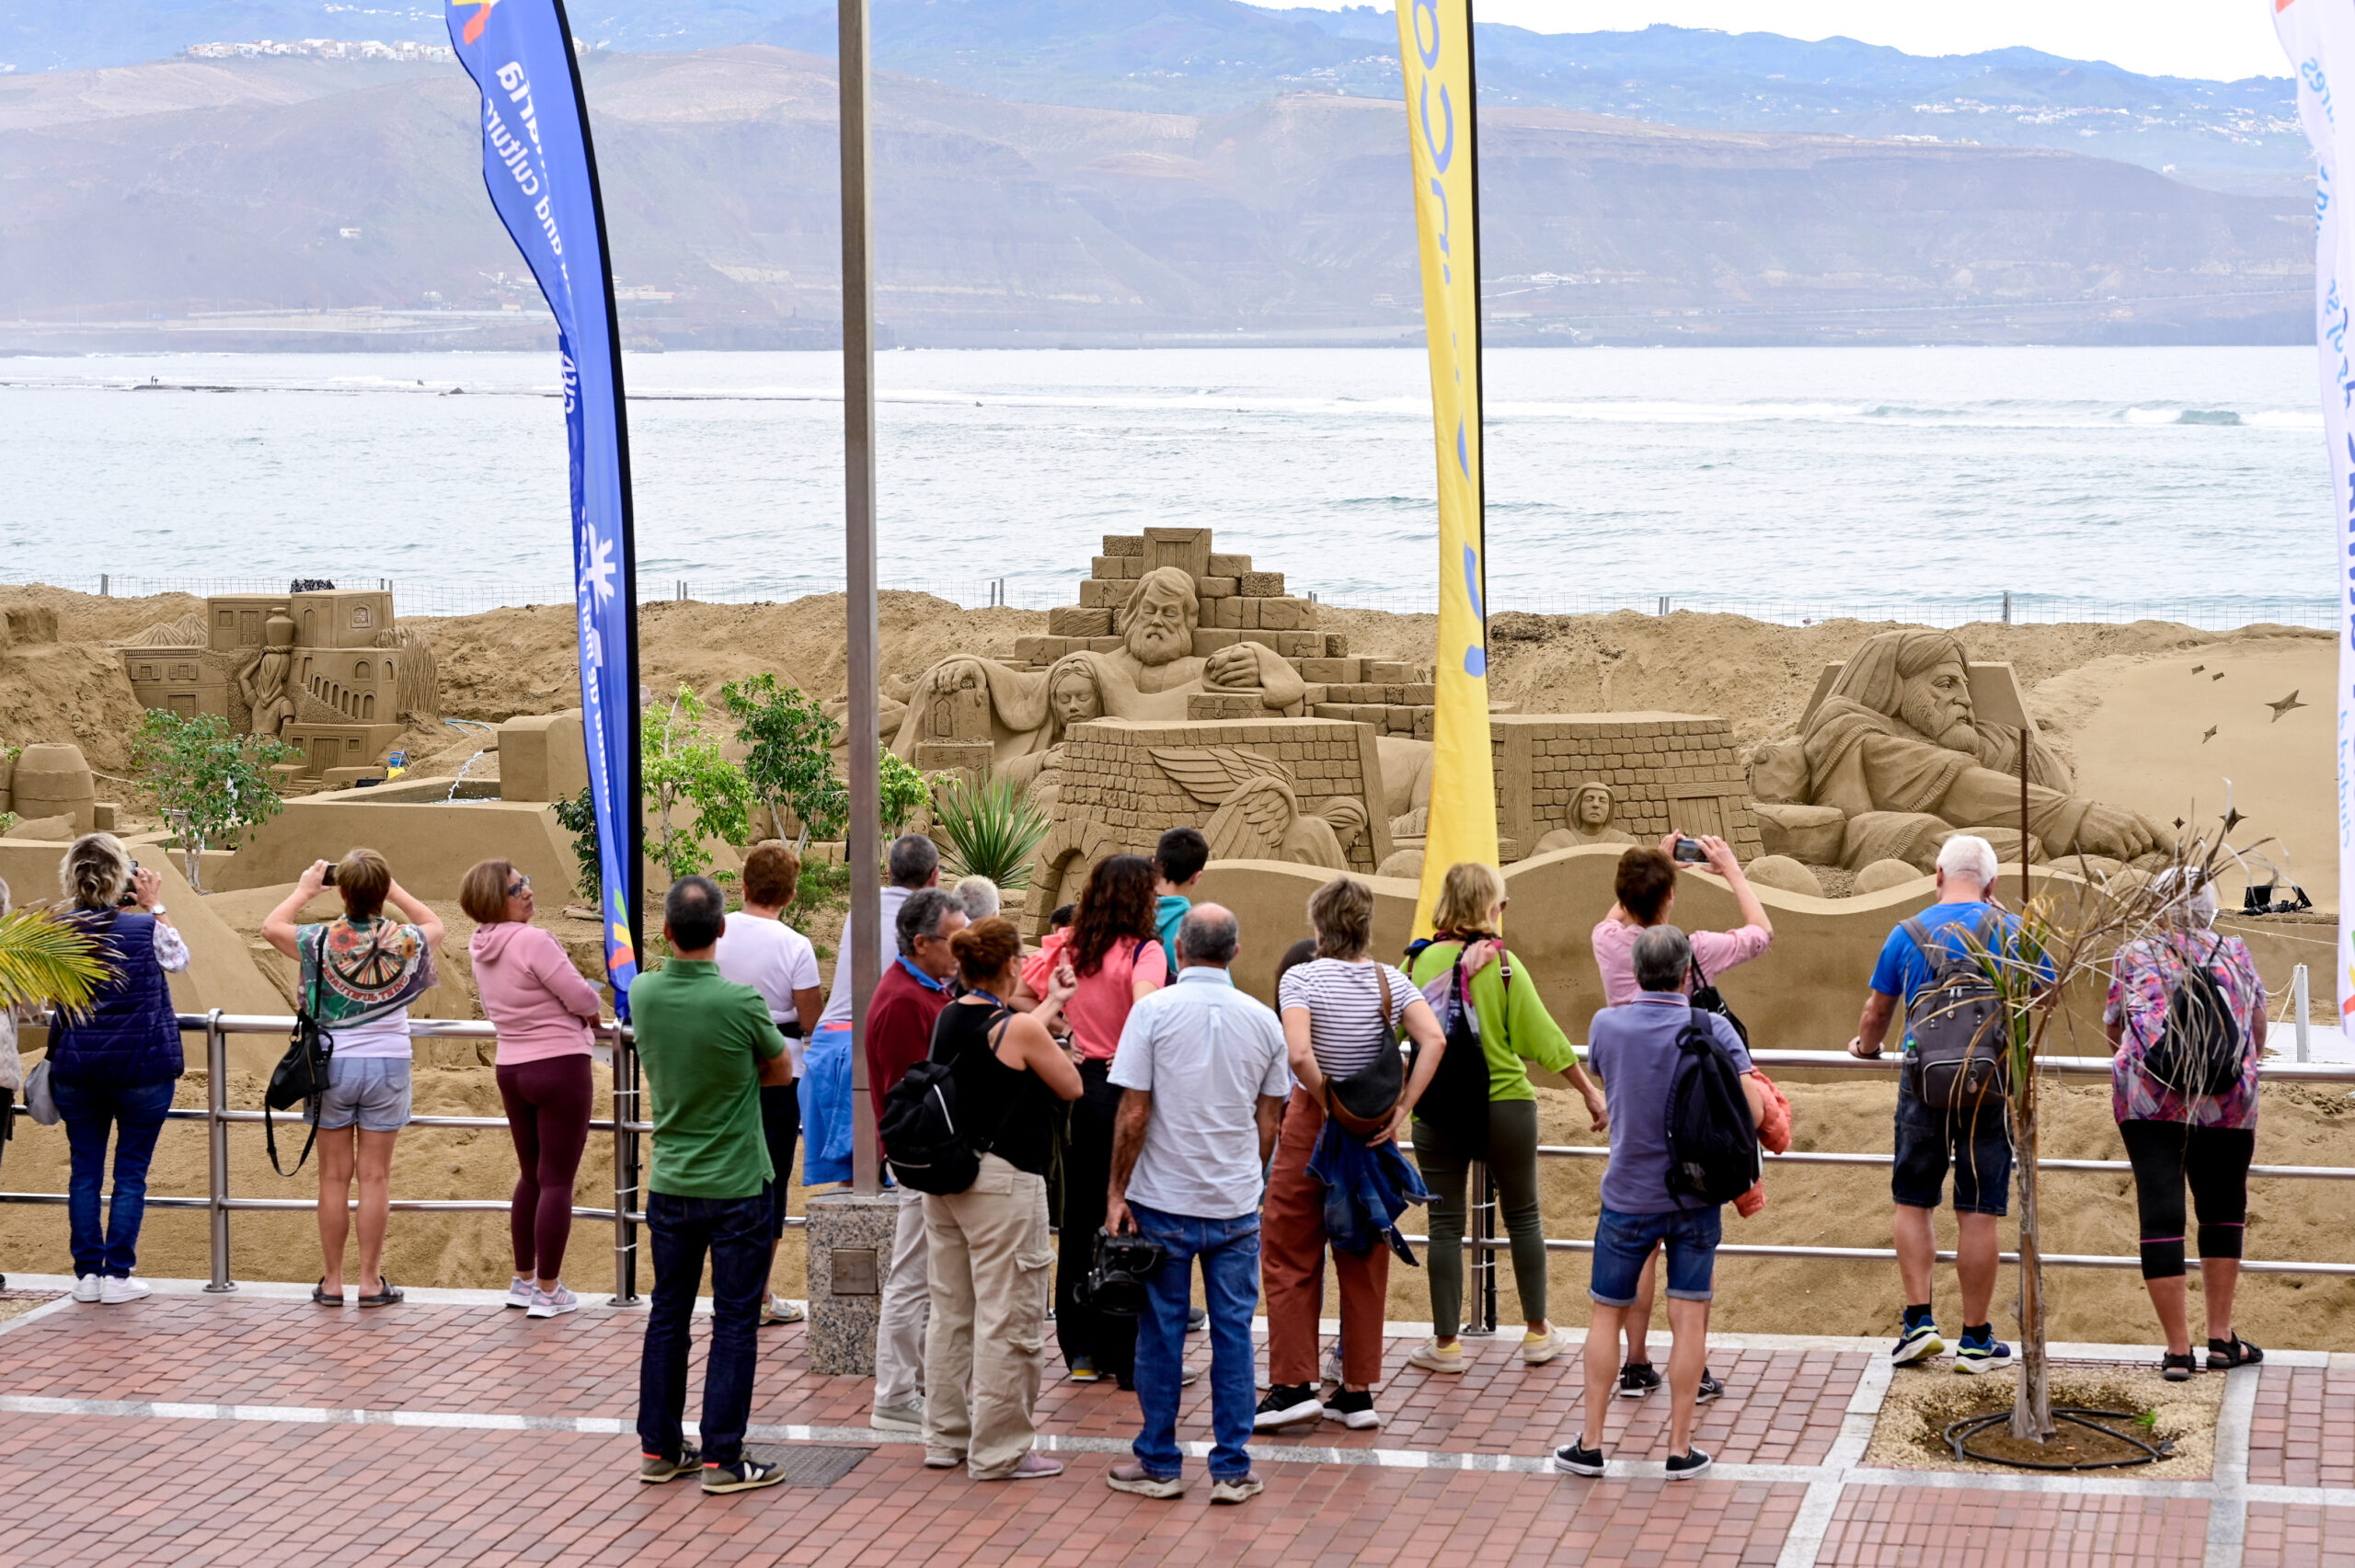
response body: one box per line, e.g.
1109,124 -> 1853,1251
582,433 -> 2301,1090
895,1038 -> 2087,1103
964,987 -> 1006,1009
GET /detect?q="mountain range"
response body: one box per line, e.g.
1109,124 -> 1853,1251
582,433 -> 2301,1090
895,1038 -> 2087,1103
1,0 -> 2307,195
0,45 -> 2308,351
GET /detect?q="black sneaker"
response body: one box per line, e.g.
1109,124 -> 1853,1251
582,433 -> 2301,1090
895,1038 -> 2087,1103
1321,1388 -> 1380,1430
1551,1439 -> 1606,1477
1695,1369 -> 1725,1404
1664,1447 -> 1712,1481
1616,1360 -> 1661,1398
1255,1383 -> 1322,1430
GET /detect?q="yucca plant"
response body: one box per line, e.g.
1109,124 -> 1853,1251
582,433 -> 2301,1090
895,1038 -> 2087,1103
928,772 -> 1051,890
0,906 -> 108,1017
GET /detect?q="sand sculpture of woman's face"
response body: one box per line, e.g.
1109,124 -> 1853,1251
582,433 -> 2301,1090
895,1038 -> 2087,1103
1051,667 -> 1103,729
1575,784 -> 1614,830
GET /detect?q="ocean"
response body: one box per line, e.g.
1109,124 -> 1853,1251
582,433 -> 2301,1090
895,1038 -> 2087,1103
0,345 -> 2334,626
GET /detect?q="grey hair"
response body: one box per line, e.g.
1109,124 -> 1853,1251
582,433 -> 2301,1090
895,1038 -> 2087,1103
888,833 -> 941,889
2150,868 -> 2218,929
953,876 -> 1001,921
1632,923 -> 1693,994
1178,907 -> 1240,967
61,832 -> 132,911
895,887 -> 966,956
1936,833 -> 1999,893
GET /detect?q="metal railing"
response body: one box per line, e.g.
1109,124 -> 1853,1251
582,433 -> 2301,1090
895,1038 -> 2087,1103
9,1019 -> 2355,1308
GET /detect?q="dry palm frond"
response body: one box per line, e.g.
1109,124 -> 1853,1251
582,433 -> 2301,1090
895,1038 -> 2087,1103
0,907 -> 109,1016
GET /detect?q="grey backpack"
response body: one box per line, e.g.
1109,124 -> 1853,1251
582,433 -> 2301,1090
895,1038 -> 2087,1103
1901,912 -> 2009,1111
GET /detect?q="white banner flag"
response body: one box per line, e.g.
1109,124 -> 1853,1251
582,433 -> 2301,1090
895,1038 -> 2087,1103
2274,0 -> 2355,1021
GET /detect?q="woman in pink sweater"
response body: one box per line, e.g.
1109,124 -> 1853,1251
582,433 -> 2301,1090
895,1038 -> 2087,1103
463,859 -> 604,1320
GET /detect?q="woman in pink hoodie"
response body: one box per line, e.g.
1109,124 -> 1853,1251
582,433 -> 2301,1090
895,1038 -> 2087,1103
463,859 -> 604,1320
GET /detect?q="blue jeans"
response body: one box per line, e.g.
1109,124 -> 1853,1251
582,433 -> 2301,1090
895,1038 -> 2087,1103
637,1191 -> 770,1468
52,1076 -> 176,1279
1128,1201 -> 1260,1482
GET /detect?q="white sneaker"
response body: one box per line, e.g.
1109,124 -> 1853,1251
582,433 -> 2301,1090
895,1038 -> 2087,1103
525,1282 -> 579,1319
1522,1326 -> 1573,1365
98,1276 -> 150,1305
72,1275 -> 100,1304
1407,1338 -> 1465,1374
505,1276 -> 534,1310
1322,1345 -> 1344,1385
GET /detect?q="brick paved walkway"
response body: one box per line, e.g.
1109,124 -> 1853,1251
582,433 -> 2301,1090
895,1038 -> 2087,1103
0,1282 -> 2343,1567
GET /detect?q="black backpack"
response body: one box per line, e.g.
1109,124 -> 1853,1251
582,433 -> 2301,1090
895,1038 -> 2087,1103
1403,935 -> 1494,1146
2140,936 -> 2246,1101
1901,912 -> 2009,1111
1665,1007 -> 1761,1207
878,1009 -> 1011,1196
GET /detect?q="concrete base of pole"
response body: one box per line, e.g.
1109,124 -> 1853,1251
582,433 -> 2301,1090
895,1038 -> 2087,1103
804,1190 -> 902,1375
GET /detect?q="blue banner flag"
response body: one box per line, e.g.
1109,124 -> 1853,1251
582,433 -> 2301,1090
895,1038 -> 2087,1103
447,0 -> 642,1008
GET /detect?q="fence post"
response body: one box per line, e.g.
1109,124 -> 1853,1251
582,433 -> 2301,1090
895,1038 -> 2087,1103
203,1011 -> 236,1293
1473,1160 -> 1499,1334
612,1025 -> 642,1306
2002,590 -> 2014,624
2294,965 -> 2313,1064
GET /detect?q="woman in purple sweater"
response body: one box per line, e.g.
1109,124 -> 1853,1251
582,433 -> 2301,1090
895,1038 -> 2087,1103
464,859 -> 605,1320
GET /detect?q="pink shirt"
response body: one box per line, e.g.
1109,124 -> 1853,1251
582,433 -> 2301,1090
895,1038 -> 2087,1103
1590,918 -> 1770,1009
1063,936 -> 1168,1061
472,921 -> 605,1065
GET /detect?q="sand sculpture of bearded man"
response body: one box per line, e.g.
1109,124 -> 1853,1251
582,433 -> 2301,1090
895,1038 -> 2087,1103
890,567 -> 1307,775
1749,629 -> 2168,870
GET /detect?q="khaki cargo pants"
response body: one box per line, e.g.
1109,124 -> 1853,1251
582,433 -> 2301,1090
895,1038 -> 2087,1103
920,1152 -> 1053,1478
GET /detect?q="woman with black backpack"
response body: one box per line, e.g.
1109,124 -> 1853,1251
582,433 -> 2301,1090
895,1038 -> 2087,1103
1405,862 -> 1607,1376
2105,870 -> 2268,1380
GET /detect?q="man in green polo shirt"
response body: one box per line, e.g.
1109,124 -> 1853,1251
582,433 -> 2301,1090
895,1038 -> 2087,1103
631,875 -> 787,1495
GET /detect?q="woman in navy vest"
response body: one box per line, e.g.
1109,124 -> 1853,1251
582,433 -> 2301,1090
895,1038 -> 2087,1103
51,833 -> 189,1305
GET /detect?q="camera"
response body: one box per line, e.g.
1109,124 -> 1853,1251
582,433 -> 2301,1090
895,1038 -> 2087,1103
1672,836 -> 1708,864
1080,1229 -> 1167,1318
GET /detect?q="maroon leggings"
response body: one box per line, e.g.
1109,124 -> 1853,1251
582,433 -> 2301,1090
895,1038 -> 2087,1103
496,1055 -> 592,1281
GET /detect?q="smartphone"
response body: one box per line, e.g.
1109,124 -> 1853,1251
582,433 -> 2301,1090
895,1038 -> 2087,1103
320,863 -> 338,887
117,859 -> 141,907
1672,837 -> 1708,864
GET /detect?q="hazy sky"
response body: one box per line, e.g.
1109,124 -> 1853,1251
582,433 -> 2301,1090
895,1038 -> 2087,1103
1265,2 -> 2290,85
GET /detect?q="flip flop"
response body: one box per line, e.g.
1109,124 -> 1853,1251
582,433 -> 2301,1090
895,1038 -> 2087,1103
357,1275 -> 404,1308
312,1278 -> 344,1307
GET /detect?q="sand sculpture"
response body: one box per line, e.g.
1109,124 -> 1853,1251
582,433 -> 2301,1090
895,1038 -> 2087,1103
1748,629 -> 2169,871
121,587 -> 440,787
1532,781 -> 1637,853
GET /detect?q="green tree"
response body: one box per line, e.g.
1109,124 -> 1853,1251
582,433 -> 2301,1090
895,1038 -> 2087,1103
642,686 -> 750,882
129,710 -> 298,891
879,749 -> 930,839
718,672 -> 847,850
551,787 -> 603,906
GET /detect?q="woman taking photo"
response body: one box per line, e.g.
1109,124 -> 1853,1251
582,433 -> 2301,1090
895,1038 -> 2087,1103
49,834 -> 188,1304
922,916 -> 1085,1481
2106,870 -> 2268,1379
263,849 -> 441,1310
1051,853 -> 1167,1384
1407,862 -> 1607,1374
1262,875 -> 1445,1433
463,857 -> 603,1321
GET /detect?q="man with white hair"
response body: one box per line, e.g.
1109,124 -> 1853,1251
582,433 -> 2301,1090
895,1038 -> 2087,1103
1846,834 -> 2032,1373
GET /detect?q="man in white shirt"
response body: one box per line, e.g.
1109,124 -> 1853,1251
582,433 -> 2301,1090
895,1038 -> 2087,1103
1102,905 -> 1287,1506
715,841 -> 824,1325
801,834 -> 939,1185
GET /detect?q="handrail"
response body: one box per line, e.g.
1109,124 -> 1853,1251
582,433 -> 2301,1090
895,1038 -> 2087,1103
5,1013 -> 2349,1300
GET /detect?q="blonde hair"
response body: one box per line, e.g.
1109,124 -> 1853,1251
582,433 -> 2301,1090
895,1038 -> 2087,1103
1430,862 -> 1504,939
1307,876 -> 1374,960
337,847 -> 393,921
61,833 -> 132,910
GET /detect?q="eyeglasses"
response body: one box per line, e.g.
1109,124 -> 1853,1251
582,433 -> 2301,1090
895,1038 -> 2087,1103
508,876 -> 532,898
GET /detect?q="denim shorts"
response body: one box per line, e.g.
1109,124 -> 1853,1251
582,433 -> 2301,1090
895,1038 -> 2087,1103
1589,1205 -> 1723,1306
1890,1075 -> 2012,1216
307,1058 -> 413,1132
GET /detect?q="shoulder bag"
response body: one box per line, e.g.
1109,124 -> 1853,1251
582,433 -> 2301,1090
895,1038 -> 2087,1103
1326,963 -> 1404,1134
263,935 -> 335,1176
1687,947 -> 1751,1049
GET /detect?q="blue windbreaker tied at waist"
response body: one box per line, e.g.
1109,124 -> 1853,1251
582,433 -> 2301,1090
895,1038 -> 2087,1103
1308,1117 -> 1430,1263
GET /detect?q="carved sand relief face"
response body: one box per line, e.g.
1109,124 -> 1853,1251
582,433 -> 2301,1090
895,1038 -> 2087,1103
1575,784 -> 1613,829
1126,578 -> 1194,667
1901,658 -> 1978,752
1051,668 -> 1102,728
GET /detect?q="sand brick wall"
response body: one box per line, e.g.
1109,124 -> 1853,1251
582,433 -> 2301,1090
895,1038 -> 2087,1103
1491,713 -> 1763,859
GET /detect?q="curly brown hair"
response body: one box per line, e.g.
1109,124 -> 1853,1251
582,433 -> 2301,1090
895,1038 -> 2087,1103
1069,853 -> 1159,977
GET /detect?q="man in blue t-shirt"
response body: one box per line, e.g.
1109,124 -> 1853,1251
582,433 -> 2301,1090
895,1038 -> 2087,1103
1847,833 -> 2037,1375
1555,925 -> 1763,1483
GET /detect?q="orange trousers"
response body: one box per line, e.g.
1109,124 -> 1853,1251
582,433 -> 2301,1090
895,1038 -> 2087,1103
1260,1087 -> 1389,1388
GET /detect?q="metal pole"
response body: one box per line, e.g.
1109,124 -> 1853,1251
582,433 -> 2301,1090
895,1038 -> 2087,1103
840,0 -> 884,1199
203,1010 -> 235,1293
2295,964 -> 2313,1063
2019,716 -> 2032,904
1473,1159 -> 1498,1335
612,1027 -> 641,1304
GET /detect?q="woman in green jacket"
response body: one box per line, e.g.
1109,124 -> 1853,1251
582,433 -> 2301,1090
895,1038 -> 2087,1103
1406,861 -> 1608,1372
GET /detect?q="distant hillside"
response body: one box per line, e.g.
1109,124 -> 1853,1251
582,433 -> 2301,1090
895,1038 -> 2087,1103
0,1 -> 2304,196
0,47 -> 2306,351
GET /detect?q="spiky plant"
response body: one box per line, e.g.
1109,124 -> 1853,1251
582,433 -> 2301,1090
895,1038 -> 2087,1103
0,906 -> 108,1017
928,772 -> 1051,890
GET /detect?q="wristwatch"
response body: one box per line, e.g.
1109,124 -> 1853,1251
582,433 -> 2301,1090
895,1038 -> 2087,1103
145,904 -> 166,917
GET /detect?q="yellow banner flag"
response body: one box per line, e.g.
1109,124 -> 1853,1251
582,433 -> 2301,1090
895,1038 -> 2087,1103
1395,0 -> 1498,934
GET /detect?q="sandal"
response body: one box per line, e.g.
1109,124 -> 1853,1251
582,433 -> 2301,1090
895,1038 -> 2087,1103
2162,1351 -> 2198,1382
2208,1333 -> 2263,1370
357,1275 -> 404,1309
312,1278 -> 345,1307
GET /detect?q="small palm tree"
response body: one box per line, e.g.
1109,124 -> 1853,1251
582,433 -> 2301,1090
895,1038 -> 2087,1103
0,906 -> 108,1016
928,772 -> 1051,890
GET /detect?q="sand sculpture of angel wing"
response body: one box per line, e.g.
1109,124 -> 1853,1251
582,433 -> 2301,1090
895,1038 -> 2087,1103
1152,748 -> 1303,863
